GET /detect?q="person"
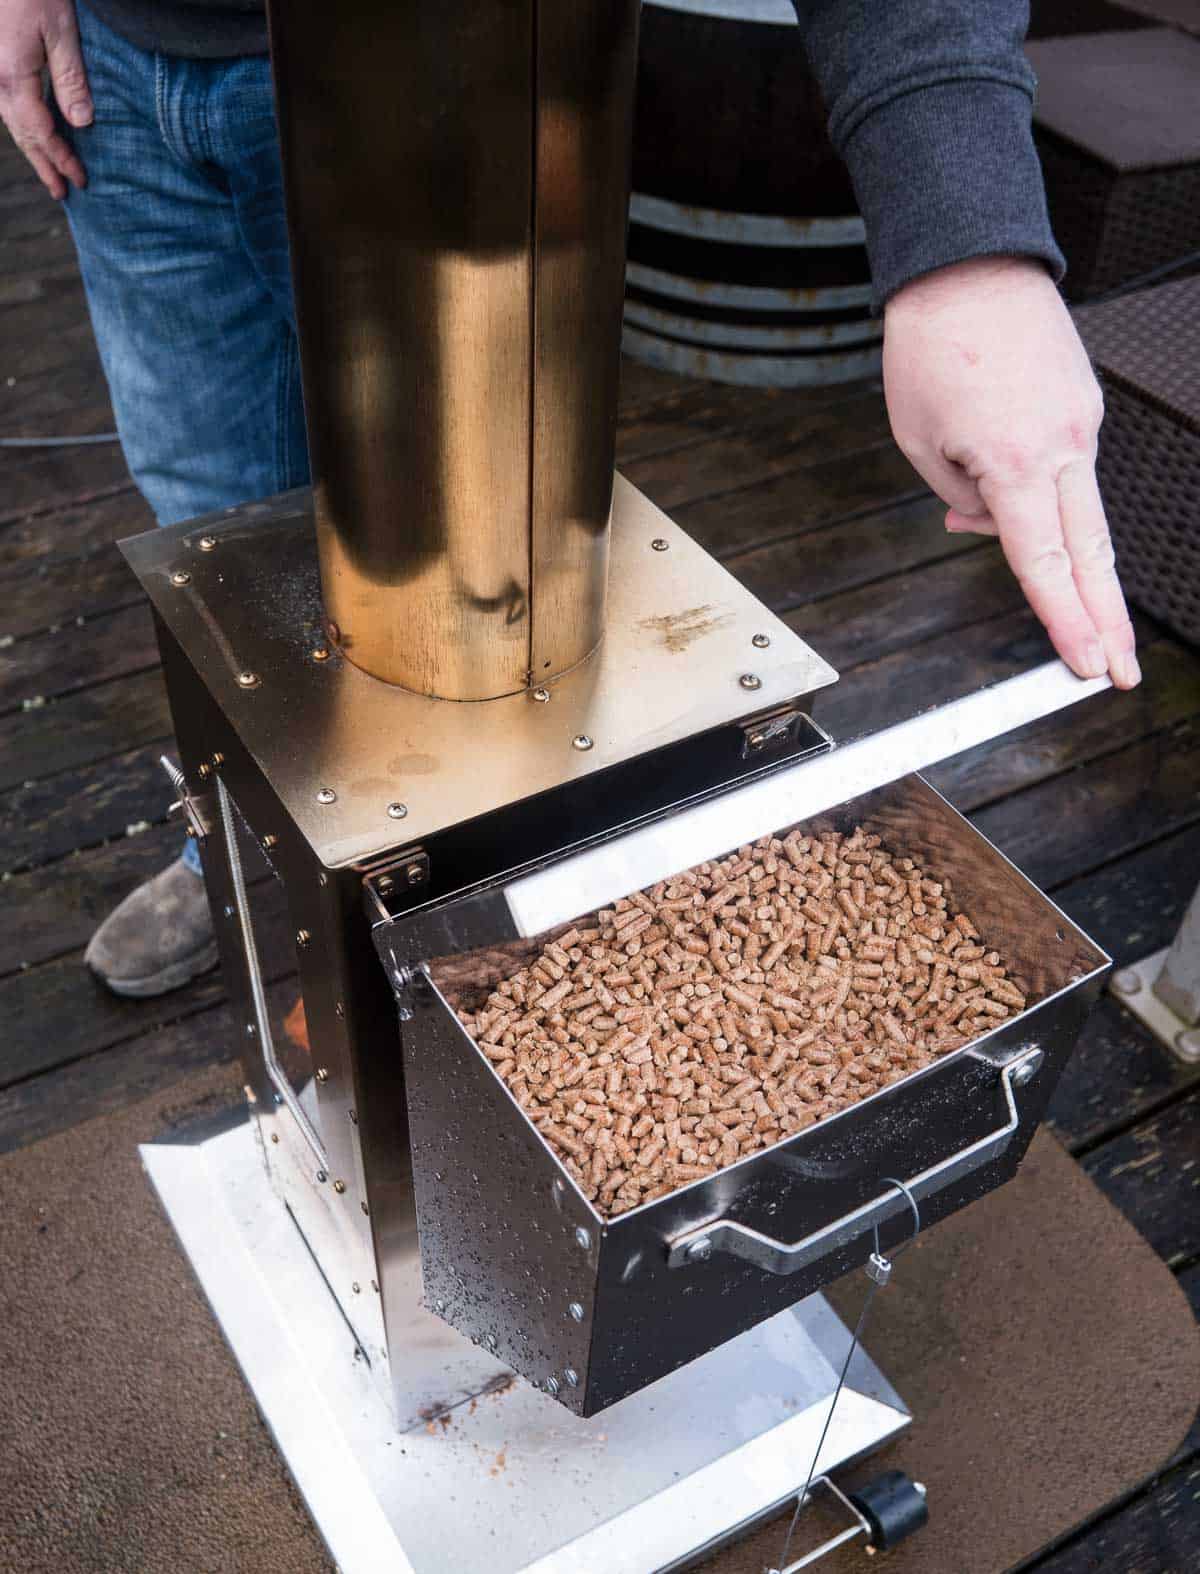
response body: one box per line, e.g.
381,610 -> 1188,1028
1,0 -> 1141,998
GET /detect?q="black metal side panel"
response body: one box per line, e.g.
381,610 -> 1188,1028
398,969 -> 601,1415
585,977 -> 1103,1412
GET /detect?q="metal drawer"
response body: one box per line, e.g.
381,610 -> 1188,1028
379,770 -> 1108,1416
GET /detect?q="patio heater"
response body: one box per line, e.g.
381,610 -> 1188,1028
124,4 -> 1112,1570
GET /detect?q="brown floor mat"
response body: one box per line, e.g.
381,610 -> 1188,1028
1,1067 -> 1196,1574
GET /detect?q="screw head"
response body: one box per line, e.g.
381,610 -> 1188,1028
405,861 -> 425,885
572,734 -> 594,752
236,670 -> 260,689
651,538 -> 669,552
270,1132 -> 279,1144
351,1282 -> 361,1295
544,1376 -> 560,1397
752,633 -> 771,649
261,833 -> 278,851
435,1298 -> 446,1314
563,1368 -> 579,1388
312,646 -> 331,663
245,1023 -> 256,1037
296,928 -> 312,947
170,570 -> 191,587
1111,967 -> 1142,997
198,761 -> 211,780
685,1237 -> 713,1264
387,802 -> 408,820
198,536 -> 217,552
739,673 -> 762,691
316,1169 -> 328,1184
532,687 -> 551,703
568,1301 -> 585,1322
314,1067 -> 328,1084
333,1179 -> 346,1195
574,1226 -> 592,1251
316,787 -> 337,805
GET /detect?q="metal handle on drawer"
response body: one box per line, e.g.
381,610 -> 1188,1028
666,1045 -> 1043,1273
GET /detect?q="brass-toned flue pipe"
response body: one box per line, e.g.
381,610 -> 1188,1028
264,2 -> 640,700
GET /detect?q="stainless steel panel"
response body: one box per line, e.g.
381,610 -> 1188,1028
391,773 -> 1109,1414
119,480 -> 837,870
266,1 -> 640,699
530,1 -> 640,683
266,1 -> 535,697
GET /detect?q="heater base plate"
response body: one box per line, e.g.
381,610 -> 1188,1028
142,1112 -> 909,1574
120,476 -> 837,870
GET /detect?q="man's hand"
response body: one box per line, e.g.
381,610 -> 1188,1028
0,0 -> 90,198
883,255 -> 1140,690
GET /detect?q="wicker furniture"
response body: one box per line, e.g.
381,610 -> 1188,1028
1075,276 -> 1200,645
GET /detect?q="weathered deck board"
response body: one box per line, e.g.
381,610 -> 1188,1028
1,136 -> 1198,1573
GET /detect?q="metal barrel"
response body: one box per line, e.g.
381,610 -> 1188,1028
625,1 -> 880,389
264,3 -> 640,699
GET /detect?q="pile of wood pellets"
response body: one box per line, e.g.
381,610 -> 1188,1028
460,827 -> 1026,1217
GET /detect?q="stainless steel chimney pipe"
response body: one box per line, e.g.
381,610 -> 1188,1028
264,2 -> 640,700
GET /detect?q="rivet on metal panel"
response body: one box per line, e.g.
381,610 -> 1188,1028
236,670 -> 260,689
651,538 -> 669,552
568,1302 -> 585,1322
573,735 -> 594,752
352,1282 -> 361,1294
405,862 -> 425,886
245,1023 -> 256,1037
198,535 -> 217,552
316,1169 -> 328,1184
223,905 -> 234,918
752,633 -> 771,649
312,646 -> 331,662
1012,1048 -> 1044,1088
435,1299 -> 446,1313
487,1333 -> 498,1350
333,1179 -> 346,1195
170,570 -> 191,586
315,1067 -> 328,1083
296,929 -> 312,948
261,834 -> 277,851
544,1377 -> 560,1396
336,1002 -> 345,1019
270,1133 -> 279,1144
574,1226 -> 592,1251
316,787 -> 337,804
563,1368 -> 579,1388
1111,968 -> 1143,997
198,761 -> 211,780
387,802 -> 408,820
318,872 -> 328,887
211,751 -> 224,768
739,673 -> 763,691
376,875 -> 395,895
532,688 -> 551,703
1176,1029 -> 1200,1064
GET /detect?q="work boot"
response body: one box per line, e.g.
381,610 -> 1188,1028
84,856 -> 218,998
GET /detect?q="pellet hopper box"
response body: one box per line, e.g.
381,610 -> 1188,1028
374,772 -> 1109,1417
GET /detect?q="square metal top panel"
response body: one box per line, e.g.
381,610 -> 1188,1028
121,477 -> 837,868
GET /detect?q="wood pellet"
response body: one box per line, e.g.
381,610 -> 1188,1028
459,828 -> 1025,1218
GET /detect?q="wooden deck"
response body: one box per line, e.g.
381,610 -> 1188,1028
2,128 -> 1198,1569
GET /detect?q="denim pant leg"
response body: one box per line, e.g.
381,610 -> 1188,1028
60,5 -> 310,871
61,3 -> 309,528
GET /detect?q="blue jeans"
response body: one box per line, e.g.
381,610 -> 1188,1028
60,2 -> 310,872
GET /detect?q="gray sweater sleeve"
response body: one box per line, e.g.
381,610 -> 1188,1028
791,0 -> 1065,309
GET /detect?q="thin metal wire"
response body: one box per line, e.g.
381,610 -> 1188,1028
773,1180 -> 923,1574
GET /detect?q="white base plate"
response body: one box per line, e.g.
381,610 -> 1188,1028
141,1115 -> 909,1574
